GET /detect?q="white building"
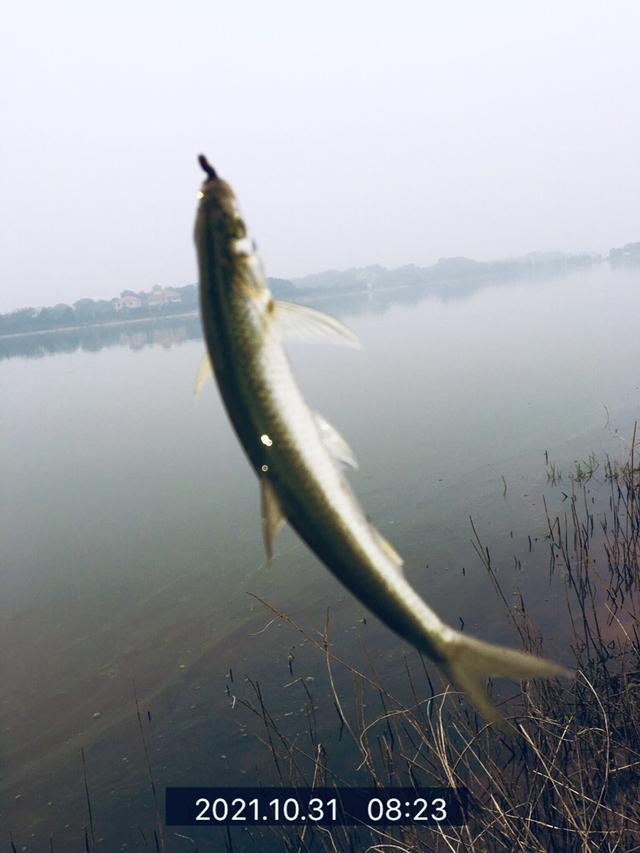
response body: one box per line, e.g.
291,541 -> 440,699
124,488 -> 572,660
112,295 -> 142,311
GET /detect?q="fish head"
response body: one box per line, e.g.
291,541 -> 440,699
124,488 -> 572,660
196,155 -> 248,242
195,155 -> 266,297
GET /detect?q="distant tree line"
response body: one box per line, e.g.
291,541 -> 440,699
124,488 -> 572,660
609,241 -> 640,266
0,279 -> 297,337
286,252 -> 599,296
0,284 -> 194,337
0,248 -> 612,338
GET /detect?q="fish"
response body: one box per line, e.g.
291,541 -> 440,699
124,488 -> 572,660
193,155 -> 570,726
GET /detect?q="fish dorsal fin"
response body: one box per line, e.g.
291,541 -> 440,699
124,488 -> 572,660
369,524 -> 404,574
194,351 -> 213,397
313,412 -> 358,470
261,477 -> 286,561
273,301 -> 362,348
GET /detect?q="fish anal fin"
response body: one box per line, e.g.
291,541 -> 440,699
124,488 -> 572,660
194,351 -> 213,397
273,300 -> 362,348
261,478 -> 286,561
313,412 -> 358,470
369,524 -> 404,573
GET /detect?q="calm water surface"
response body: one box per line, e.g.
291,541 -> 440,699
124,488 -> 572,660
2,264 -> 639,848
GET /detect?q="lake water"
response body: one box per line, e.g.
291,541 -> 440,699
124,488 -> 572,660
2,263 -> 639,849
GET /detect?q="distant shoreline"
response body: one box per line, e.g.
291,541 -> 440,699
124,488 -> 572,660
0,275 -> 485,341
0,310 -> 201,341
0,264 -> 595,342
4,247 -> 636,341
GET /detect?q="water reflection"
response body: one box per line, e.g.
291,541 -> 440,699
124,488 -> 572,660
0,314 -> 203,361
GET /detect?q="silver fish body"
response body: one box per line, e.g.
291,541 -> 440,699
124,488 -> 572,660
194,158 -> 569,725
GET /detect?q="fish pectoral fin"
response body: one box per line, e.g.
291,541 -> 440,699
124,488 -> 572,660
313,412 -> 358,470
261,478 -> 287,562
369,524 -> 404,573
193,351 -> 213,397
273,301 -> 362,349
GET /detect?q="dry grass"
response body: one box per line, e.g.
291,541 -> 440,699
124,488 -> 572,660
222,425 -> 640,852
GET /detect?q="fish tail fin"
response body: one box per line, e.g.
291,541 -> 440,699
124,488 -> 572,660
438,631 -> 572,728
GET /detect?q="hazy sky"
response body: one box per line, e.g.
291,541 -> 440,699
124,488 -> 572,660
2,1 -> 639,312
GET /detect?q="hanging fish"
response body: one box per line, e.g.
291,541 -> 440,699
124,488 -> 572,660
194,155 -> 569,725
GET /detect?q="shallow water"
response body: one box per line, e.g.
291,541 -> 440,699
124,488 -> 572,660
2,263 -> 639,849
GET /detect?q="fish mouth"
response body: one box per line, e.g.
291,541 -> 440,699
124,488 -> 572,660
198,154 -> 218,182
